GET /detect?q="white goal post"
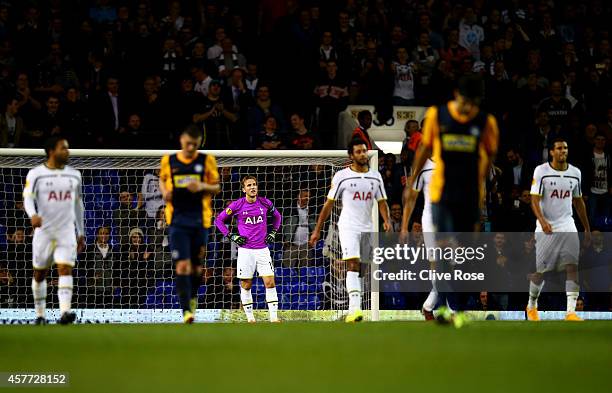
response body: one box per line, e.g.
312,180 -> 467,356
0,148 -> 380,323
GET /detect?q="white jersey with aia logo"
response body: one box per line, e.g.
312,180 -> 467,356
23,164 -> 84,268
530,163 -> 582,232
23,164 -> 83,234
327,167 -> 387,232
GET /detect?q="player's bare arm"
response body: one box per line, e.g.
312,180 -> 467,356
401,187 -> 419,233
159,178 -> 172,202
309,198 -> 334,246
75,192 -> 86,253
530,195 -> 552,234
378,200 -> 392,232
407,142 -> 431,188
572,196 -> 591,245
159,154 -> 173,202
185,180 -> 220,193
196,155 -> 222,195
30,215 -> 42,228
23,178 -> 42,227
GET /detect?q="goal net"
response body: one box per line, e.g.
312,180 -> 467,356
0,149 -> 378,323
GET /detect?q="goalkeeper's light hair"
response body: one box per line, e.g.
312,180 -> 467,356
240,175 -> 257,189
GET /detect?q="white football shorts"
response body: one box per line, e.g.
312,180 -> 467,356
32,228 -> 77,269
237,247 -> 274,279
535,227 -> 579,273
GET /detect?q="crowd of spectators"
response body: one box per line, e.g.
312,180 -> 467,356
0,0 -> 607,151
0,0 -> 611,311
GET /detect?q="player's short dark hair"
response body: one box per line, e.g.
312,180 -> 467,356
348,138 -> 368,155
181,124 -> 202,140
548,137 -> 568,153
457,75 -> 485,102
240,175 -> 257,189
44,136 -> 66,158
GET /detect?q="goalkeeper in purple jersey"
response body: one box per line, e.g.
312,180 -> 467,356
215,175 -> 282,322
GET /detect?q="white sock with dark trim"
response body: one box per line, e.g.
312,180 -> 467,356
528,280 -> 544,309
31,279 -> 47,318
566,280 -> 579,314
266,287 -> 279,321
58,275 -> 73,314
346,271 -> 362,313
240,287 -> 255,321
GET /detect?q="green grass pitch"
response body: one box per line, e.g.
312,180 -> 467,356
1,321 -> 611,393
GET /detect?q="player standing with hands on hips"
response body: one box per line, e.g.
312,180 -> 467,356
23,136 -> 85,325
526,137 -> 590,321
159,125 -> 220,324
310,139 -> 392,323
215,176 -> 282,323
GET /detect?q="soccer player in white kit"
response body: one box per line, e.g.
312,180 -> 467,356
401,157 -> 438,320
309,139 -> 392,322
22,137 -> 85,325
527,138 -> 590,321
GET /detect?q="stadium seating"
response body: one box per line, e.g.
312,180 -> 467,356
141,271 -> 325,310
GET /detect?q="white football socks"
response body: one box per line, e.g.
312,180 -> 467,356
346,271 -> 362,313
266,287 -> 279,321
566,280 -> 579,314
423,289 -> 438,312
31,279 -> 47,318
240,286 -> 255,321
58,275 -> 73,314
528,280 -> 544,309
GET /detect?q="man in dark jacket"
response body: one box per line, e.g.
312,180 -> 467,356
283,189 -> 316,268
